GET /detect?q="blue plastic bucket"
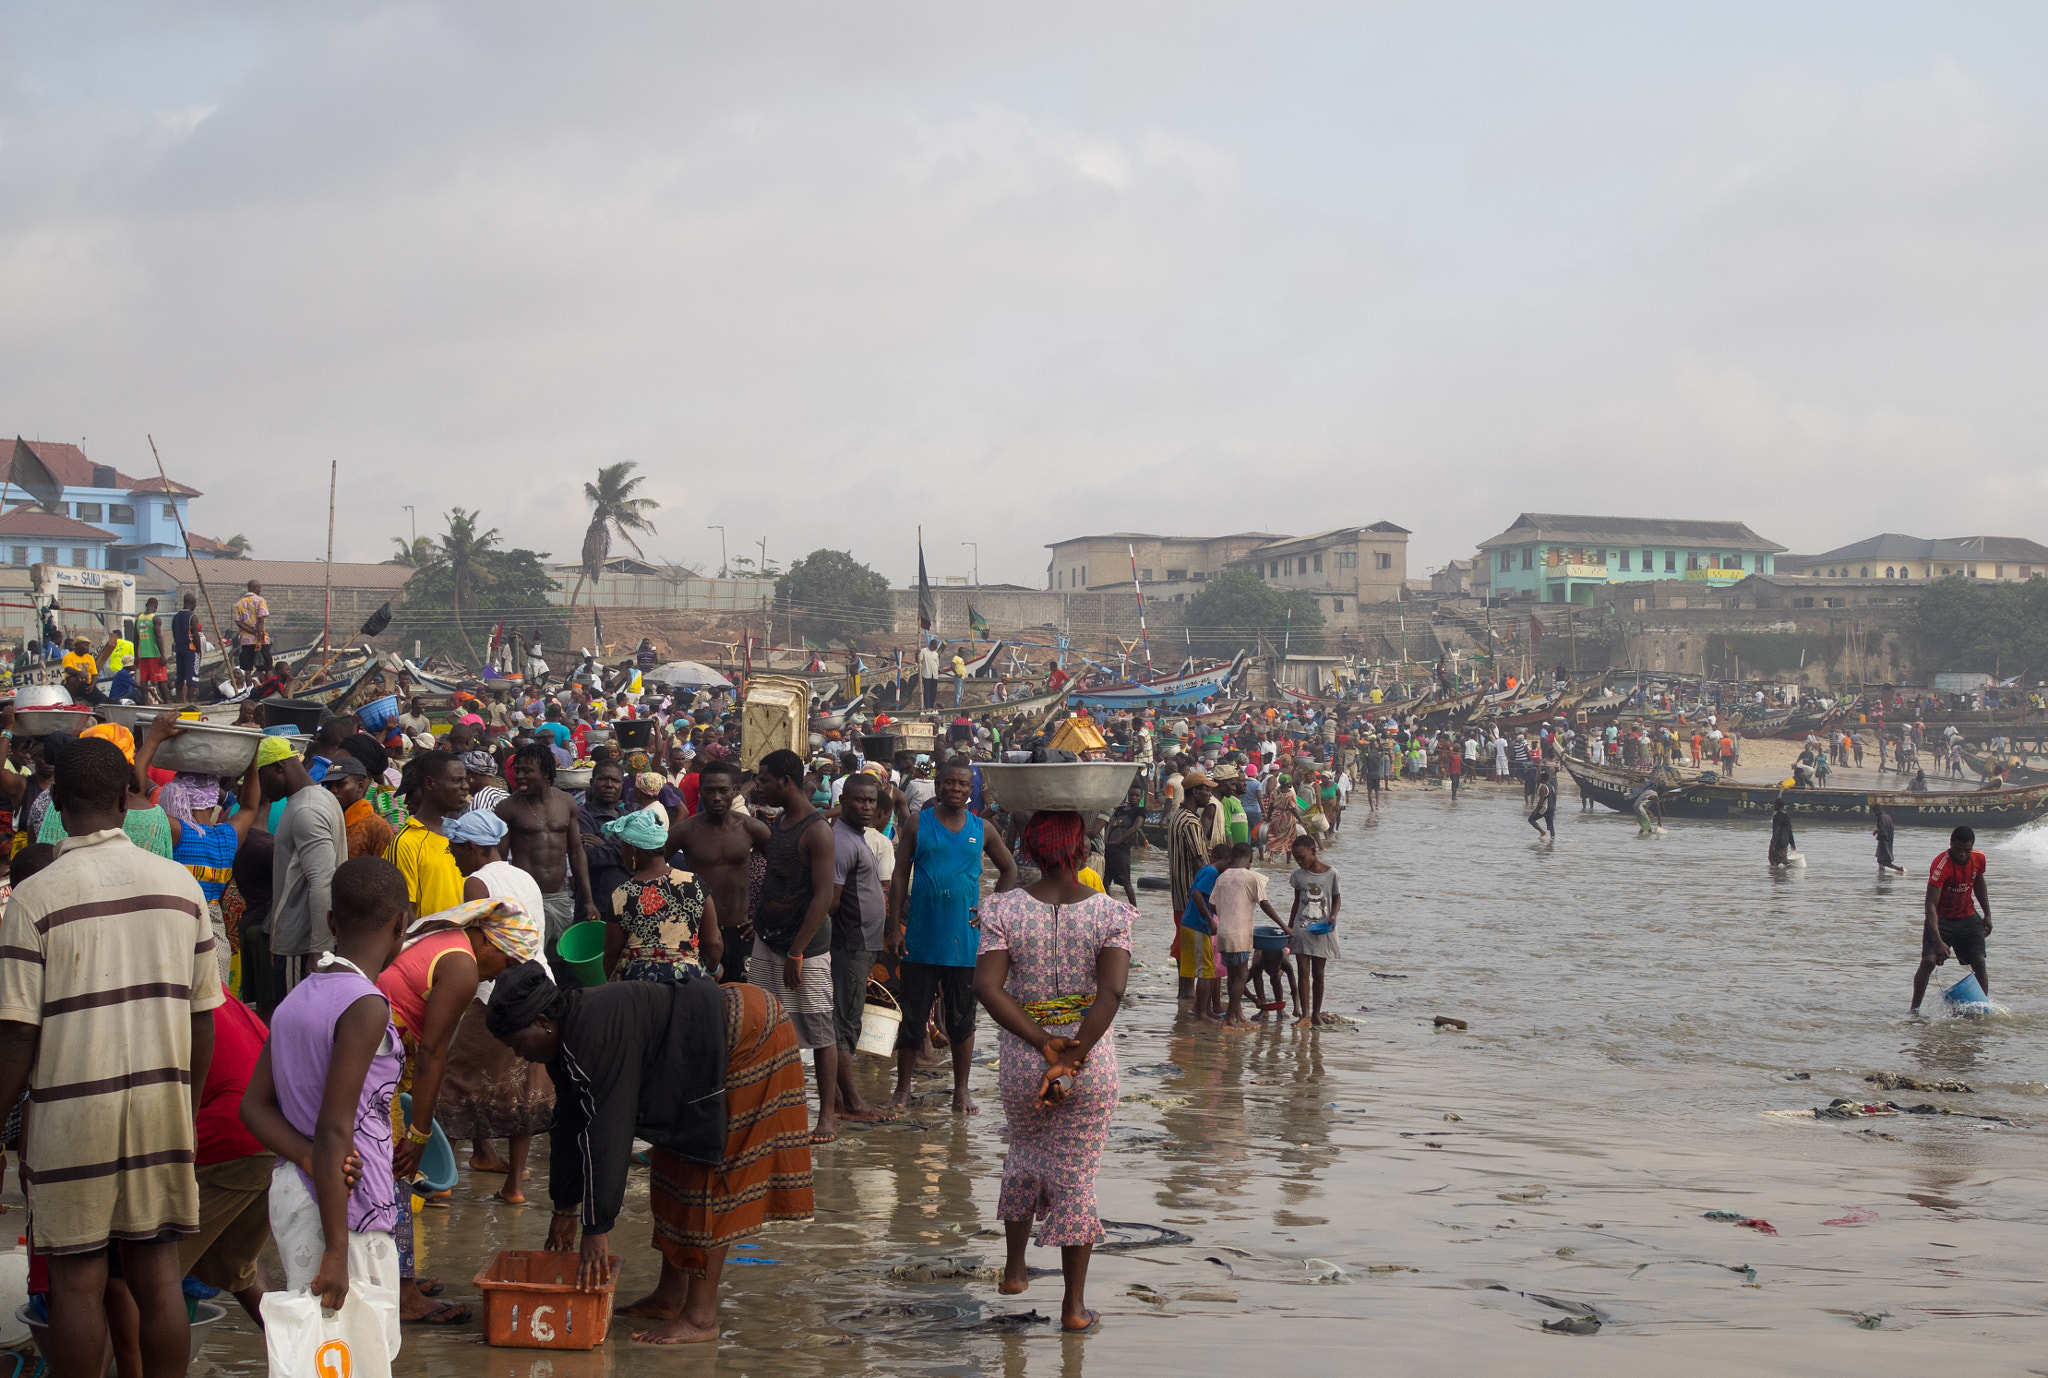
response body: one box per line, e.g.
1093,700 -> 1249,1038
357,694 -> 399,732
1945,972 -> 1989,1007
398,1093 -> 459,1193
1253,927 -> 1290,953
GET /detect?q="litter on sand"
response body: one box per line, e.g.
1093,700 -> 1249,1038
1854,1311 -> 1888,1330
1865,1072 -> 1973,1093
1370,972 -> 1409,979
1702,1211 -> 1778,1236
1542,1315 -> 1600,1335
1822,1207 -> 1878,1227
1770,1099 -> 2023,1127
1434,1016 -> 1469,1030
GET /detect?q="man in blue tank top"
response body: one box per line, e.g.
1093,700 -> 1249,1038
887,759 -> 1018,1113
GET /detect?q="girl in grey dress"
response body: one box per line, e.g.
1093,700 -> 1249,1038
1287,835 -> 1342,1027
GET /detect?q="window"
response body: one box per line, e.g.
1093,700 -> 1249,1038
162,504 -> 176,519
1631,597 -> 1647,612
1140,568 -> 1152,581
1080,565 -> 1086,586
8,547 -> 21,565
1996,564 -> 2005,578
1860,566 -> 1870,578
109,504 -> 134,524
1642,549 -> 1653,570
1376,552 -> 1392,570
1522,548 -> 1533,570
1499,550 -> 1511,572
69,548 -> 87,567
1885,567 -> 1895,578
75,502 -> 103,523
40,547 -> 55,565
1337,551 -> 1357,569
1726,554 -> 1742,571
1312,554 -> 1323,574
1664,551 -> 1676,572
2025,566 -> 2036,578
1941,567 -> 1950,576
1270,561 -> 1279,577
1686,553 -> 1700,571
1332,598 -> 1343,611
125,557 -> 140,571
1057,570 -> 1063,589
1967,566 -> 1976,578
1166,568 -> 1187,581
1619,551 -> 1630,571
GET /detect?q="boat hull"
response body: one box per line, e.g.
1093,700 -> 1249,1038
1562,760 -> 2048,829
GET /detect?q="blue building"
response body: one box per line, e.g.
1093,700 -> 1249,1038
1477,513 -> 1785,606
1,440 -> 200,572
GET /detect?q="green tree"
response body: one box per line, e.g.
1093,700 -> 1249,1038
391,547 -> 565,663
569,461 -> 661,610
386,534 -> 436,567
221,533 -> 253,558
1915,575 -> 2048,678
429,507 -> 500,661
1182,567 -> 1324,659
775,548 -> 892,641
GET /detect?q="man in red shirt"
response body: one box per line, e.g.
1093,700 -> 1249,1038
1913,826 -> 1992,1011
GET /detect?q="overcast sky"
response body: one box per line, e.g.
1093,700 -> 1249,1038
3,2 -> 2045,584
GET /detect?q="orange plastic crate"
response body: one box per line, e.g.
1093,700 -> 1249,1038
474,1250 -> 621,1349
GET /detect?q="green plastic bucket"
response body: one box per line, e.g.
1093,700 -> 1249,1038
557,920 -> 609,988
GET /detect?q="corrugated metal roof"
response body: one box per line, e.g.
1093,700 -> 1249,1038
1475,513 -> 1785,552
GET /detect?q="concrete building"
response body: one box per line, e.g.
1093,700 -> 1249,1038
0,506 -> 124,572
3,440 -> 201,570
1229,523 -> 1411,625
1779,534 -> 1988,582
1477,514 -> 1785,606
1044,532 -> 1283,597
541,556 -> 776,612
1944,536 -> 2048,581
1429,559 -> 1476,595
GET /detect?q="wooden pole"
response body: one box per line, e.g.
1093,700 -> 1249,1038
319,460 -> 337,681
148,436 -> 230,689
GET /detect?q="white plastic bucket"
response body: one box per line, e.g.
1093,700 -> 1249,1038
857,980 -> 902,1057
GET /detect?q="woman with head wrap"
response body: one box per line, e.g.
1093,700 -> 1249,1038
136,715 -> 269,987
487,958 -> 813,1345
971,808 -> 1134,1332
35,721 -> 174,857
601,806 -> 719,982
434,808 -> 556,1203
367,886 -> 541,1327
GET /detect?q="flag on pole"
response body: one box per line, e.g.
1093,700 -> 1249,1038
968,604 -> 990,638
917,527 -> 935,633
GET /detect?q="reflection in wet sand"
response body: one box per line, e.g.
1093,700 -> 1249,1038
136,793 -> 2048,1373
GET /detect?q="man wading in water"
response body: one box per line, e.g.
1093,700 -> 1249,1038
1912,826 -> 1991,1012
670,759 -> 768,984
497,743 -> 595,981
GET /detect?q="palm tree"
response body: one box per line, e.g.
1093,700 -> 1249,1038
567,462 -> 660,612
436,507 -> 500,662
387,534 -> 437,567
222,534 -> 253,559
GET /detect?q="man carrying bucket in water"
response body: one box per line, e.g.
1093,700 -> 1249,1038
1912,826 -> 1991,1012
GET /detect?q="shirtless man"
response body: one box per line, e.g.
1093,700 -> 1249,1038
669,757 -> 768,984
495,741 -> 595,981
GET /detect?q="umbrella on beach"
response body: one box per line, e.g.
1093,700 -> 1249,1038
646,660 -> 733,689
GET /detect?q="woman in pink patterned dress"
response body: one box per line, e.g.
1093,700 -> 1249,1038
973,809 -> 1134,1332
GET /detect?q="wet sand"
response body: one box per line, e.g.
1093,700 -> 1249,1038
67,782 -> 2048,1376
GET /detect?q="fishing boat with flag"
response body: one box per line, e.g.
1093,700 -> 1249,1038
1070,650 -> 1248,710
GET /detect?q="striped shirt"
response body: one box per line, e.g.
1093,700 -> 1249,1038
0,828 -> 223,1254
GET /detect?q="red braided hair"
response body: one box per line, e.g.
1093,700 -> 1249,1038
1021,809 -> 1087,874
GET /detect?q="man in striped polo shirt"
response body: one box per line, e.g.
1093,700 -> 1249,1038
0,736 -> 222,1377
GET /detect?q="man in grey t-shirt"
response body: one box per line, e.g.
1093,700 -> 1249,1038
829,773 -> 891,1124
260,737 -> 346,998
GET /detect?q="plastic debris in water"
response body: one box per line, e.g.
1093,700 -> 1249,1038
1855,1311 -> 1888,1330
1702,1211 -> 1777,1235
1865,1072 -> 1972,1093
1822,1207 -> 1878,1227
1304,1259 -> 1350,1283
1542,1315 -> 1600,1335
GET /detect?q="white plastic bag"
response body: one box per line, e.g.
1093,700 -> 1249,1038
260,1288 -> 393,1378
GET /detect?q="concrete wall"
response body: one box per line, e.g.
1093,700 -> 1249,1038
1611,607 -> 1917,689
890,587 -> 1189,640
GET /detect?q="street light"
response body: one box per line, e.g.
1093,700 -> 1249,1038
707,525 -> 727,578
961,541 -> 978,588
757,538 -> 768,576
403,505 -> 415,545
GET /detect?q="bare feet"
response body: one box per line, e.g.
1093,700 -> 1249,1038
999,1262 -> 1029,1296
493,1186 -> 527,1205
632,1316 -> 719,1344
468,1152 -> 511,1175
952,1089 -> 979,1115
1062,1307 -> 1100,1332
617,1292 -> 683,1321
840,1102 -> 898,1123
1291,1015 -> 1313,1029
810,1128 -> 838,1145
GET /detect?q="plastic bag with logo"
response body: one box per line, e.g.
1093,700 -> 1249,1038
261,1287 -> 396,1378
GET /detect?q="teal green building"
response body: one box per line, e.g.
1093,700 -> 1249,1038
1477,514 -> 1785,606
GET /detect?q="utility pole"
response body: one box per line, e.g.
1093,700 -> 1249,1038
708,525 -> 727,578
961,541 -> 978,588
757,537 -> 768,577
403,505 -> 415,547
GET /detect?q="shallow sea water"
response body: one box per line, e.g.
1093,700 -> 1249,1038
184,785 -> 2048,1376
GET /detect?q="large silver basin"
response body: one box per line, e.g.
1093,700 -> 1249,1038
16,685 -> 74,710
150,722 -> 268,776
13,706 -> 97,737
978,761 -> 1142,816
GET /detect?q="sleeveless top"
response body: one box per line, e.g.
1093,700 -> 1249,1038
755,811 -> 828,958
375,929 -> 473,1042
172,818 -> 240,901
270,966 -> 402,1234
906,809 -> 984,968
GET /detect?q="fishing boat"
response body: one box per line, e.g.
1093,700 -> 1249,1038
1562,759 -> 2048,829
1070,651 -> 1247,711
1961,746 -> 2048,788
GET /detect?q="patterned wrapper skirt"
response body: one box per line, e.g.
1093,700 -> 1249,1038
997,1023 -> 1118,1247
437,1000 -> 557,1139
651,982 -> 815,1275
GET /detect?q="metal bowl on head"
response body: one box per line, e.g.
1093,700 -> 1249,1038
557,767 -> 594,790
12,705 -> 97,737
149,722 -> 269,776
96,701 -> 169,732
977,762 -> 1143,816
16,685 -> 74,711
